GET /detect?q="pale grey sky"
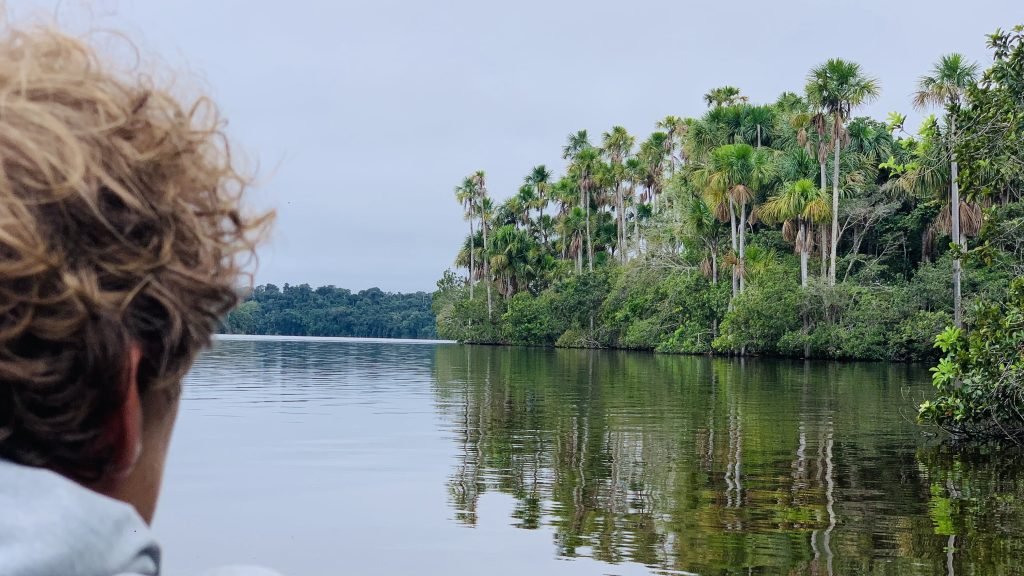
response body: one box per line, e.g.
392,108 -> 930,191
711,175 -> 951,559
12,0 -> 1024,291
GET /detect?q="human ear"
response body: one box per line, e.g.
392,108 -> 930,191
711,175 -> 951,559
106,345 -> 144,480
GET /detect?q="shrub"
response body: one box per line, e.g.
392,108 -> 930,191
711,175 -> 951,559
919,278 -> 1024,440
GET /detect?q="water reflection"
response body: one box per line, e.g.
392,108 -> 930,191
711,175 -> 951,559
433,345 -> 1024,575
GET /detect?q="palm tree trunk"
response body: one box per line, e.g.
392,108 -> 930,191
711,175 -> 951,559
576,234 -> 583,273
799,219 -> 808,288
829,134 -> 841,286
819,160 -> 828,279
950,118 -> 963,329
729,199 -> 738,300
469,218 -> 475,300
616,183 -> 625,264
585,188 -> 594,272
819,224 -> 828,278
483,218 -> 492,320
711,245 -> 719,284
739,202 -> 747,294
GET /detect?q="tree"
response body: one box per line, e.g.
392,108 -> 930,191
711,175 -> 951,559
472,170 -> 494,319
562,131 -> 599,272
455,177 -> 478,299
913,53 -> 980,328
760,179 -> 830,286
741,104 -> 776,148
806,59 -> 880,285
683,195 -> 726,284
571,147 -> 602,272
703,143 -> 774,295
526,165 -> 552,239
602,126 -> 635,264
703,85 -> 746,108
658,115 -> 687,171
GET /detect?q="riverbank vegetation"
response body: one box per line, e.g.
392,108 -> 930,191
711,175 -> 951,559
433,26 -> 1024,440
223,284 -> 437,339
434,28 -> 1020,367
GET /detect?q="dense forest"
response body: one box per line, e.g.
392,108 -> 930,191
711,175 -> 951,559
222,284 -> 437,339
433,27 -> 1024,439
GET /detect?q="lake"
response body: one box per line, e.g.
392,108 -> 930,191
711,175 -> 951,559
155,336 -> 1024,575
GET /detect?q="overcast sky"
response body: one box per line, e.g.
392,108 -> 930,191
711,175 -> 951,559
12,0 -> 1024,292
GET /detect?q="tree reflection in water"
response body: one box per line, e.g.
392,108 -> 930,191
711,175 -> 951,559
433,346 -> 1024,575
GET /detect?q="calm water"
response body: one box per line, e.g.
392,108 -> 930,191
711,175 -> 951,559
155,337 -> 1024,576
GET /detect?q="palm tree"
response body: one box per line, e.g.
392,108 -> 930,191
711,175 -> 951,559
707,105 -> 745,144
571,147 -> 602,272
454,177 -> 477,299
551,176 -> 578,260
472,170 -> 493,319
514,185 -> 535,227
558,206 -> 587,273
685,115 -> 728,163
704,86 -> 746,108
684,196 -> 725,284
735,146 -> 774,293
490,224 -> 539,297
806,59 -> 880,285
525,165 -> 552,225
638,132 -> 669,210
695,143 -> 774,296
601,126 -> 635,263
789,110 -> 832,278
759,178 -> 831,286
913,53 -> 980,328
623,156 -> 644,257
741,104 -> 776,148
562,130 -> 591,160
658,115 -> 687,171
886,117 -> 983,299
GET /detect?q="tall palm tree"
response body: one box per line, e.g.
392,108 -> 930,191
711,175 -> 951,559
638,132 -> 669,210
558,206 -> 587,273
601,126 -> 635,263
525,165 -> 552,224
658,115 -> 687,171
551,176 -> 578,260
514,185 -> 535,227
623,156 -> 644,257
454,177 -> 477,299
759,179 -> 831,286
913,53 -> 980,328
806,59 -> 880,285
570,147 -> 602,272
695,143 -> 774,296
790,110 -> 832,277
735,146 -> 774,293
472,170 -> 493,319
684,195 -> 725,284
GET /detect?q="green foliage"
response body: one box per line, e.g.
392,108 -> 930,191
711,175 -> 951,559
437,25 -> 1024,447
919,278 -> 1024,440
224,283 -> 436,339
715,272 -> 801,354
890,310 -> 954,362
501,291 -> 565,345
955,25 -> 1024,201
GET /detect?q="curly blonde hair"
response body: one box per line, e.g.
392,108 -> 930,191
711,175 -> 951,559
0,26 -> 273,481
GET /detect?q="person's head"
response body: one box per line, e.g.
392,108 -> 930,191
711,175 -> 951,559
0,26 -> 272,522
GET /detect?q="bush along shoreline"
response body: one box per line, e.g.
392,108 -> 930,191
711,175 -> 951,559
433,27 -> 1024,441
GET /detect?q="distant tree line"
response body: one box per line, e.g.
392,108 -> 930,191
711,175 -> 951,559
222,283 -> 437,339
